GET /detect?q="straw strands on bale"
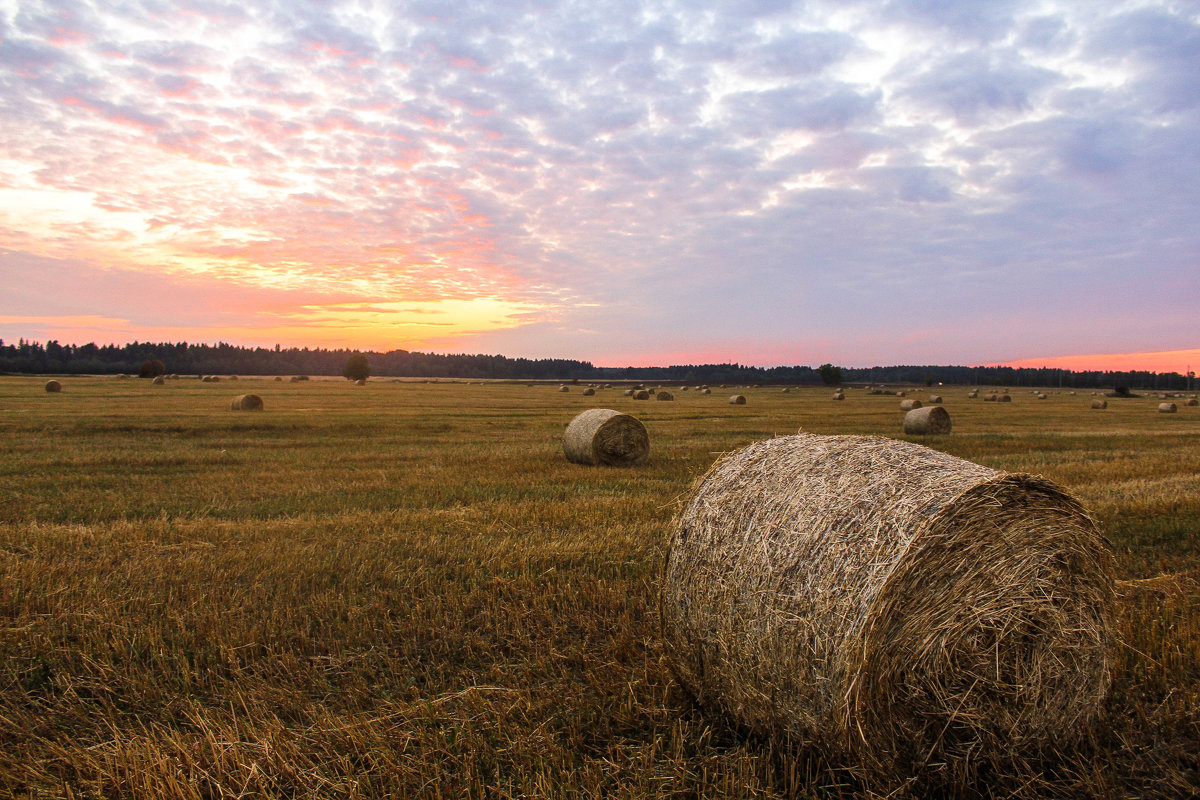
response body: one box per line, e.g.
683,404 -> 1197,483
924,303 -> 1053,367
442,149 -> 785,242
44,380 -> 61,393
656,391 -> 674,401
562,409 -> 649,466
230,394 -> 264,411
1158,402 -> 1178,413
661,434 -> 1114,785
903,405 -> 951,435
1091,399 -> 1108,409
729,395 -> 746,405
899,398 -> 923,411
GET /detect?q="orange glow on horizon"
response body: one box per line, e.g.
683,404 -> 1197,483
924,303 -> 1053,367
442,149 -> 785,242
1000,349 -> 1200,375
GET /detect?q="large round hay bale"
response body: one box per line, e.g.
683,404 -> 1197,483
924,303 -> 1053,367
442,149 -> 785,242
152,375 -> 165,385
656,391 -> 674,401
562,409 -> 649,466
632,389 -> 650,400
582,387 -> 596,396
729,394 -> 746,405
903,405 -> 951,435
899,398 -> 923,411
1158,402 -> 1177,413
44,380 -> 61,393
230,394 -> 264,411
1091,399 -> 1108,409
662,435 -> 1114,783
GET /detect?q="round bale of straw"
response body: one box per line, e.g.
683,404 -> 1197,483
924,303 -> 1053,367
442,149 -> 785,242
899,398 -> 923,411
998,394 -> 1012,403
230,394 -> 264,411
1188,398 -> 1198,407
1091,399 -> 1108,409
1158,402 -> 1177,413
928,395 -> 942,404
729,394 -> 746,405
656,391 -> 674,401
833,391 -> 845,401
563,409 -> 649,466
582,387 -> 596,396
967,390 -> 979,399
700,388 -> 711,395
45,379 -> 62,393
559,385 -> 570,393
355,379 -> 367,386
661,434 -> 1113,783
153,375 -> 165,385
903,405 -> 951,435
632,389 -> 650,400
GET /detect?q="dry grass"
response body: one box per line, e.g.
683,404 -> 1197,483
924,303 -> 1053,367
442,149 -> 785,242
0,379 -> 1198,798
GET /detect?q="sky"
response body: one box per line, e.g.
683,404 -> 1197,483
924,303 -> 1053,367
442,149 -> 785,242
0,0 -> 1196,371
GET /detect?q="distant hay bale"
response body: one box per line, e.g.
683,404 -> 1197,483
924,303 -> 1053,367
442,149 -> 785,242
355,379 -> 367,386
44,380 -> 61,393
1158,402 -> 1177,413
1091,399 -> 1108,409
661,434 -> 1114,783
1037,393 -> 1047,400
632,389 -> 650,400
983,394 -> 997,402
833,391 -> 845,401
559,385 -> 570,393
656,391 -> 674,401
152,375 -> 165,385
582,387 -> 596,396
903,405 -> 951,435
623,389 -> 634,397
230,394 -> 263,411
928,395 -> 942,404
274,376 -> 283,381
998,394 -> 1013,403
895,390 -> 906,397
1188,398 -> 1198,407
729,394 -> 746,405
117,374 -> 130,380
781,387 -> 790,393
967,390 -> 979,398
563,409 -> 649,466
899,399 -> 923,411
700,388 -> 711,395
229,375 -> 238,381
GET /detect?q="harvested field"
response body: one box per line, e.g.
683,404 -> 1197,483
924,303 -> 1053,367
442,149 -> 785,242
0,378 -> 1197,799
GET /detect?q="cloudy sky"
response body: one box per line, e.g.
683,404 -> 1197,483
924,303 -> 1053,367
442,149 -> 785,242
0,0 -> 1196,370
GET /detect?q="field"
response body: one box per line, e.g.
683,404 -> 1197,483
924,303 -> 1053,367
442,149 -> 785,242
1,376 -> 1198,798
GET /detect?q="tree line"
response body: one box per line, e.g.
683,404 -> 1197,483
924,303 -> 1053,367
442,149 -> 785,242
0,338 -> 1193,390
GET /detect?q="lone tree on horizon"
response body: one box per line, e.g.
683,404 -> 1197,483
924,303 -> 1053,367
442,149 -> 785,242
343,352 -> 371,382
816,363 -> 843,386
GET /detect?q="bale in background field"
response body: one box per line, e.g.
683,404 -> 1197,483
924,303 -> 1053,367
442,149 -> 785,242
582,387 -> 596,396
903,405 -> 951,435
833,391 -> 844,401
45,380 -> 61,393
153,375 -> 165,385
729,394 -> 746,405
661,434 -> 1113,785
928,395 -> 942,404
1159,402 -> 1177,413
1092,399 -> 1108,409
998,394 -> 1012,403
900,398 -> 923,411
656,391 -> 674,401
632,389 -> 650,400
230,394 -> 264,411
563,409 -> 649,466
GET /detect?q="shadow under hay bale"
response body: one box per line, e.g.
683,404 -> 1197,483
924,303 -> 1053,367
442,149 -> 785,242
562,408 -> 648,466
903,405 -> 951,435
661,434 -> 1114,788
230,394 -> 263,411
44,380 -> 61,393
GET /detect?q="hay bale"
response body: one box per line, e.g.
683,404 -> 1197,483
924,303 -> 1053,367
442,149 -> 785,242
1158,402 -> 1177,413
928,395 -> 942,404
781,387 -> 791,393
44,380 -> 61,393
632,389 -> 650,400
1091,399 -> 1108,409
729,394 -> 746,405
1037,393 -> 1047,400
1187,398 -> 1198,407
998,394 -> 1012,403
899,399 -> 923,411
903,405 -> 951,435
355,379 -> 367,386
983,394 -> 997,402
153,375 -> 165,385
661,434 -> 1114,783
563,409 -> 649,466
559,385 -> 570,393
656,391 -> 674,401
833,391 -> 845,401
230,394 -> 263,411
967,390 -> 979,398
624,389 -> 635,396
700,388 -> 711,395
274,376 -> 283,381
582,387 -> 596,396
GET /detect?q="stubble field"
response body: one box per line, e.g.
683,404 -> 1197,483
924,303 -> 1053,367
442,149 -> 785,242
1,376 -> 1197,798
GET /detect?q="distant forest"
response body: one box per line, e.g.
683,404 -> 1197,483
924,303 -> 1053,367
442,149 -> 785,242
1,338 -> 1195,390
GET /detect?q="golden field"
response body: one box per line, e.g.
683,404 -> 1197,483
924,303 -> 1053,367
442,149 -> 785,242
1,376 -> 1197,798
